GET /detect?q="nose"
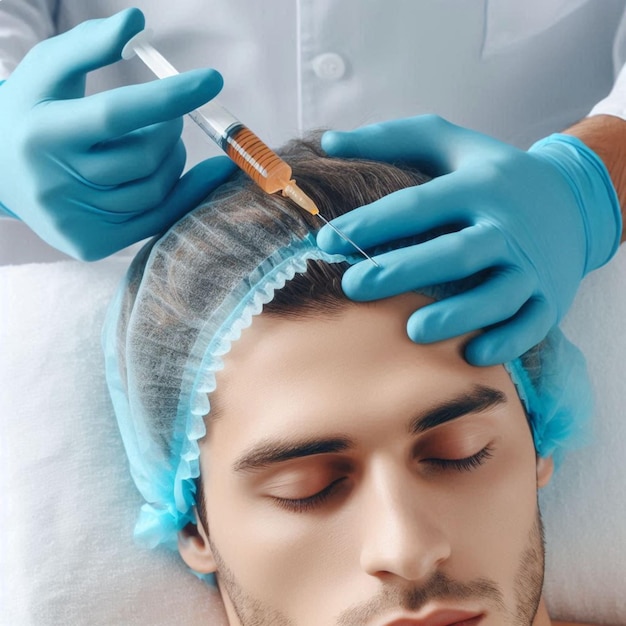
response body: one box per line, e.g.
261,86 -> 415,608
359,464 -> 451,582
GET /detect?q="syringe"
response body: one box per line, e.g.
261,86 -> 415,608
121,30 -> 378,266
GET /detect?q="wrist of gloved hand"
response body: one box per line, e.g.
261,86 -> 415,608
529,133 -> 622,275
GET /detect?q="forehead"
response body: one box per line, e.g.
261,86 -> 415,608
208,293 -> 523,445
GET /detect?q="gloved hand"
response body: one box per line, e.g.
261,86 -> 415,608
318,115 -> 622,365
0,8 -> 236,261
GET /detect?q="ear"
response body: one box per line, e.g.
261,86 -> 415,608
536,455 -> 554,488
177,507 -> 217,573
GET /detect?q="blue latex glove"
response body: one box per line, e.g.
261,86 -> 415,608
317,115 -> 622,365
0,8 -> 236,261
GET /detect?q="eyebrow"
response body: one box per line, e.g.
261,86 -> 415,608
232,384 -> 507,474
408,384 -> 507,434
233,438 -> 353,473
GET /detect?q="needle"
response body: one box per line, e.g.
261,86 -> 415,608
315,213 -> 380,267
282,180 -> 379,267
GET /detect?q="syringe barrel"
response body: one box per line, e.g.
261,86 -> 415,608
189,106 -> 292,193
190,101 -> 241,148
184,98 -> 294,195
224,126 -> 293,194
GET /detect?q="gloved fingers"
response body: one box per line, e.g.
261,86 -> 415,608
51,68 -> 223,145
464,297 -> 555,366
102,156 -> 237,253
73,118 -> 184,186
15,8 -> 145,100
316,173 -> 469,254
405,267 -> 534,343
340,224 -> 507,301
94,139 -> 188,215
134,155 -> 237,232
322,115 -> 499,176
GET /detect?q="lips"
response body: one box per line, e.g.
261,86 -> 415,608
384,610 -> 484,626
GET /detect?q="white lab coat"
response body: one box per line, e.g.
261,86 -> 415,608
1,0 -> 626,263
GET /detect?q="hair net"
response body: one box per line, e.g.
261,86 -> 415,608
102,149 -> 592,560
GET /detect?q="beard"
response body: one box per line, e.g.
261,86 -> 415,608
209,511 -> 545,626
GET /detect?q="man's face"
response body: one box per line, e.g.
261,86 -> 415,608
179,293 -> 553,626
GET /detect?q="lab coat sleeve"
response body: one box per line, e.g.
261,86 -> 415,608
0,0 -> 58,79
588,3 -> 626,119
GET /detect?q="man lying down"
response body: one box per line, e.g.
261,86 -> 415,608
103,138 -> 595,626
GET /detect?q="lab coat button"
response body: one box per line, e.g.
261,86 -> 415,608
311,53 -> 346,80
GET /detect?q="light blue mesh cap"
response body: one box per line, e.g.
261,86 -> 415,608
102,161 -> 592,557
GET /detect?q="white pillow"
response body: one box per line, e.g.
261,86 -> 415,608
0,258 -> 228,626
541,245 -> 626,624
1,252 -> 625,625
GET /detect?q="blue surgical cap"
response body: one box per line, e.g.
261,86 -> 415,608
102,172 -> 592,558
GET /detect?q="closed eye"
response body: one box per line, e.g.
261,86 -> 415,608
424,445 -> 494,472
271,477 -> 348,513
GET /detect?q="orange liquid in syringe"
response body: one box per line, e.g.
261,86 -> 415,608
225,127 -> 294,194
225,126 -> 320,215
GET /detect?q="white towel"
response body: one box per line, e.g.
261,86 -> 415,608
0,258 -> 228,626
541,245 -> 626,624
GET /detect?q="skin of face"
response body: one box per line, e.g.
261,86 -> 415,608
178,293 -> 555,626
